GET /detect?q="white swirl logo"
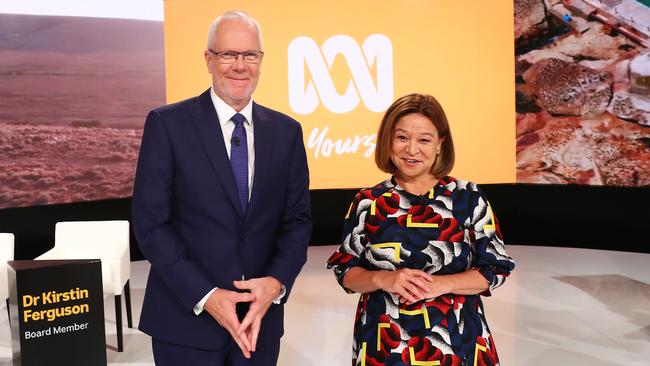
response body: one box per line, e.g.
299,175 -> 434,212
288,34 -> 394,115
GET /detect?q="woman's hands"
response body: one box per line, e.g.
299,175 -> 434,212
342,267 -> 439,304
374,268 -> 433,304
343,267 -> 488,305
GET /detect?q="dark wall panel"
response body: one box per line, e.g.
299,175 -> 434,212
1,184 -> 648,261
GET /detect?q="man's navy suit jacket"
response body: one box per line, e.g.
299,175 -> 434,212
132,89 -> 312,350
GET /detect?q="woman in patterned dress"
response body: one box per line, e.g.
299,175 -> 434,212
327,93 -> 515,366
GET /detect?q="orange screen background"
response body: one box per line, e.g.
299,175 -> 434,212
164,0 -> 515,189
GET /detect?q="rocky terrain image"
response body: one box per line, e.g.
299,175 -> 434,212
516,0 -> 650,186
0,122 -> 142,207
0,14 -> 165,208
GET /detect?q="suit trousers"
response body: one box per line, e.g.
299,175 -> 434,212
152,335 -> 281,366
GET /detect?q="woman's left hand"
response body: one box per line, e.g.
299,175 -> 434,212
401,275 -> 452,305
401,269 -> 490,305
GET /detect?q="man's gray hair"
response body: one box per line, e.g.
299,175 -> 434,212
207,11 -> 263,50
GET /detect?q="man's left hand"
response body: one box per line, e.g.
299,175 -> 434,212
233,276 -> 282,352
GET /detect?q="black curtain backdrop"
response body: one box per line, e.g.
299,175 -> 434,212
1,184 -> 648,260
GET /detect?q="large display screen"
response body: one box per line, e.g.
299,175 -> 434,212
164,0 -> 516,190
2,1 -> 647,210
0,3 -> 165,209
515,0 -> 650,186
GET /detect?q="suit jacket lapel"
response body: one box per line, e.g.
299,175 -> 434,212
247,102 -> 273,218
192,89 -> 243,216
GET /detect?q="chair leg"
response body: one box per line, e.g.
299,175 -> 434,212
6,298 -> 10,326
124,280 -> 133,328
115,295 -> 123,352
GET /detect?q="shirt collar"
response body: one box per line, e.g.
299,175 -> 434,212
209,87 -> 254,127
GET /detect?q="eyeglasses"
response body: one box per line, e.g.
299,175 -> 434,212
208,49 -> 264,64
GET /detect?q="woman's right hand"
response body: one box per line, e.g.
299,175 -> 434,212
374,269 -> 433,304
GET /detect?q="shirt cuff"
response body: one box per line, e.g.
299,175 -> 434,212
272,284 -> 286,305
194,287 -> 218,315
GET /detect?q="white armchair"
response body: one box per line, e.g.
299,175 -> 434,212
36,220 -> 132,352
0,233 -> 15,320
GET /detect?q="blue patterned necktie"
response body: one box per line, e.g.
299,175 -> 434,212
230,113 -> 248,212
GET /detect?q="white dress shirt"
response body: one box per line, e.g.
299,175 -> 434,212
193,88 -> 284,315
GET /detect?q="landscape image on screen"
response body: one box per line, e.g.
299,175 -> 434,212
0,14 -> 165,209
515,0 -> 650,186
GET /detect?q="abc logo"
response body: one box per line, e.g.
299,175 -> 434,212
288,34 -> 394,115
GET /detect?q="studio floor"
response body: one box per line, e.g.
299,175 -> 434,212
1,244 -> 648,365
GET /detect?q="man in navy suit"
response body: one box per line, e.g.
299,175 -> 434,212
132,10 -> 312,365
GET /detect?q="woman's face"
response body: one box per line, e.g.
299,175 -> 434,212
390,113 -> 444,182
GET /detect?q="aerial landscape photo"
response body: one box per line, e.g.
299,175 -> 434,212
0,14 -> 165,208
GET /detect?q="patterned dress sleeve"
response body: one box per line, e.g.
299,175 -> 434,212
467,184 -> 515,296
326,191 -> 369,293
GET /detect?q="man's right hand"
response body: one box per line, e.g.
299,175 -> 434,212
203,288 -> 255,358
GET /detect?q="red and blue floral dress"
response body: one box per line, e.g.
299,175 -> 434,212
327,176 -> 515,366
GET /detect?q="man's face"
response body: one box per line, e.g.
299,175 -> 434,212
205,19 -> 262,110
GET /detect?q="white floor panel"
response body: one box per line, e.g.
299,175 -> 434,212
0,244 -> 648,365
